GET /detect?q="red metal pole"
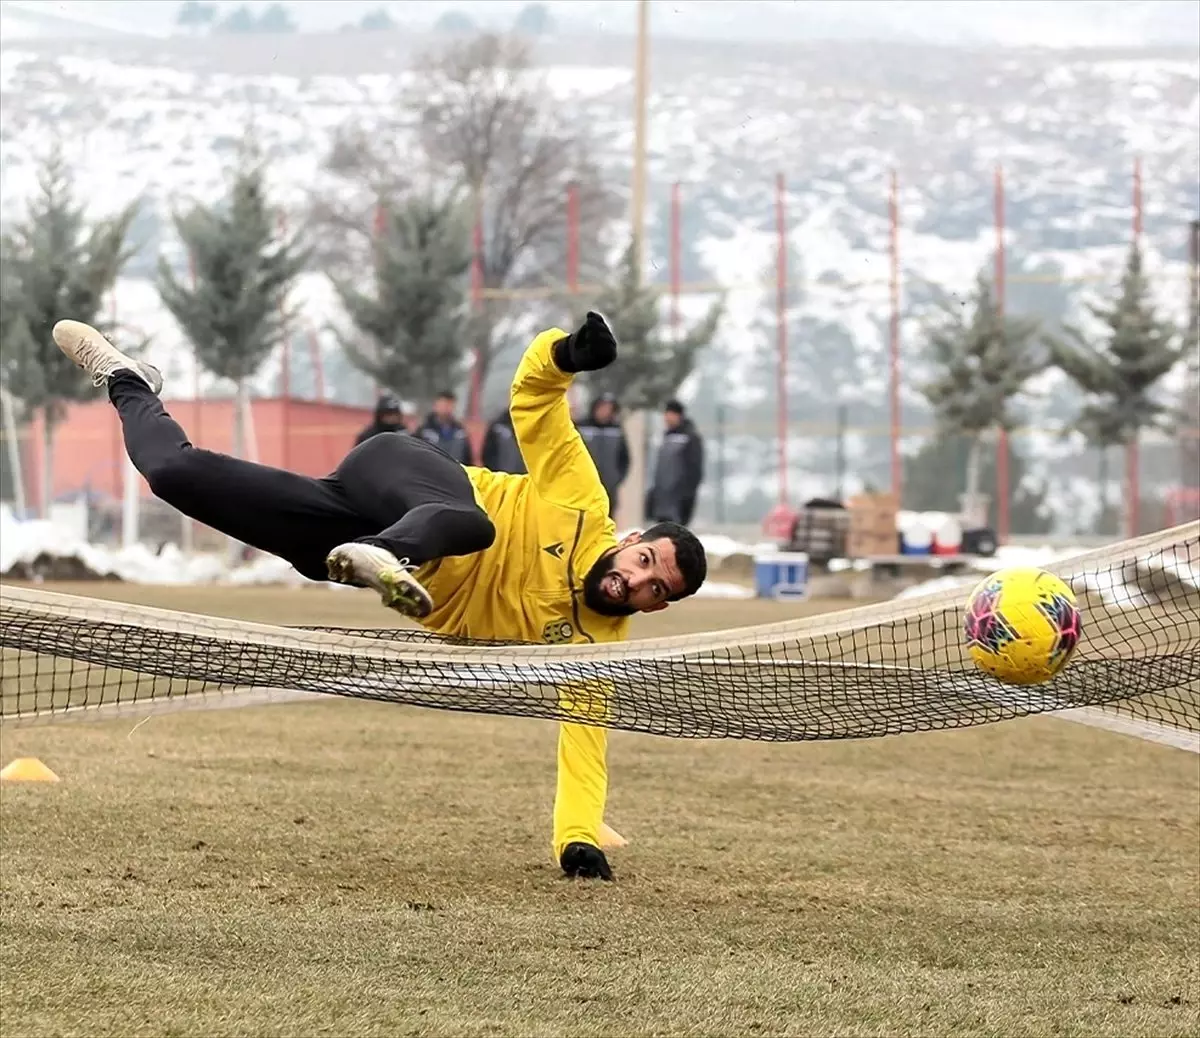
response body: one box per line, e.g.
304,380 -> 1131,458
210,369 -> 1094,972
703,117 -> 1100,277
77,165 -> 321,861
185,249 -> 202,544
278,212 -> 292,471
309,328 -> 325,402
371,203 -> 387,399
189,249 -> 202,451
670,182 -> 682,336
566,182 -> 580,295
109,292 -> 121,500
1128,157 -> 1143,536
776,172 -> 788,505
306,325 -> 330,471
281,335 -> 291,469
468,196 -> 484,424
994,164 -> 1010,546
889,169 -> 901,505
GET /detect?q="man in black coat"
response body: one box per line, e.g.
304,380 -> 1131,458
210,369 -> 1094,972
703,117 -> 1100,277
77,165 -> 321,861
418,390 -> 474,466
355,392 -> 411,446
576,392 -> 630,518
647,399 -> 704,525
480,409 -> 526,474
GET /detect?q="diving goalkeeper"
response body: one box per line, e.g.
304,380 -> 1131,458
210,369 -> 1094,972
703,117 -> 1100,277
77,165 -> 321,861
52,313 -> 707,881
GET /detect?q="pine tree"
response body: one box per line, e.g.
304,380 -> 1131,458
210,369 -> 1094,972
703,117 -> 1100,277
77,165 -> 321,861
1049,240 -> 1184,533
175,1 -> 217,31
157,154 -> 307,462
1073,409 -> 1126,535
918,269 -> 1043,510
1180,222 -> 1199,502
332,194 -> 472,403
582,240 -> 723,410
903,433 -> 1053,535
0,145 -> 139,516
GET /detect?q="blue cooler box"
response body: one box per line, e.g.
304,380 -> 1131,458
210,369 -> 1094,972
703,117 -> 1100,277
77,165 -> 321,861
754,552 -> 810,600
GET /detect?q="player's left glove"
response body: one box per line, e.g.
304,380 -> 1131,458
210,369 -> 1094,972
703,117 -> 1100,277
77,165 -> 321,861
553,311 -> 617,374
560,841 -> 614,881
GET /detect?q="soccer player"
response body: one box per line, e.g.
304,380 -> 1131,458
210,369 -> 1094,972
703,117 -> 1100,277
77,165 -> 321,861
51,312 -> 708,881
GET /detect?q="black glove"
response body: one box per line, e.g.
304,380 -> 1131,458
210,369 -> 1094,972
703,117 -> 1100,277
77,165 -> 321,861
560,841 -> 614,881
553,311 -> 617,374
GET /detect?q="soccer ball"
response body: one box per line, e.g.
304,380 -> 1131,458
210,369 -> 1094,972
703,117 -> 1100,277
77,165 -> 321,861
963,567 -> 1082,685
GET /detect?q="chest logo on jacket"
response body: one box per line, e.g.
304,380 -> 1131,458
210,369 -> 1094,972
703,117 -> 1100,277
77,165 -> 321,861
542,619 -> 574,643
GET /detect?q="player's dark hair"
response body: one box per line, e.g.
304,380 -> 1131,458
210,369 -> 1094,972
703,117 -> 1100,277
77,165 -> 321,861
436,390 -> 456,402
642,521 -> 707,601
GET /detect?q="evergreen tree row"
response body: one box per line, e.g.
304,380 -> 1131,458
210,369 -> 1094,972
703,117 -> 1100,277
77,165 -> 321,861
0,31 -> 1192,537
911,253 -> 1188,536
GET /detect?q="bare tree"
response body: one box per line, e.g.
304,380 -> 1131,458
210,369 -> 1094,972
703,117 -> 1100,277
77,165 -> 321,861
311,33 -> 619,413
307,122 -> 414,279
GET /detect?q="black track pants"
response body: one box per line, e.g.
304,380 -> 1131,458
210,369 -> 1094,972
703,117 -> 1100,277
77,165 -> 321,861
110,373 -> 495,581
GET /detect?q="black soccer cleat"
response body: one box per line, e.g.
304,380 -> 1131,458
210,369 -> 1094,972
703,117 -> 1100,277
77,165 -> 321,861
559,841 -> 614,881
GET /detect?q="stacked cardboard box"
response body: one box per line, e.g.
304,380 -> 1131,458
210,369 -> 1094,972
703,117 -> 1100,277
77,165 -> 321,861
846,492 -> 899,558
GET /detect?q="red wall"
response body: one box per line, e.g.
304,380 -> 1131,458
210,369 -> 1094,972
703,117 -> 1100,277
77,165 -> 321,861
23,397 -> 373,507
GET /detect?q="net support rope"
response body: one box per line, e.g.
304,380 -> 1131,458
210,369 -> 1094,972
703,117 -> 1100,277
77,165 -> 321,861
1,523 -> 1197,743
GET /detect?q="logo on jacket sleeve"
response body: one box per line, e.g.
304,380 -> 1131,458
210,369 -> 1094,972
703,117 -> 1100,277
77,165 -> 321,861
543,541 -> 564,559
542,619 -> 574,644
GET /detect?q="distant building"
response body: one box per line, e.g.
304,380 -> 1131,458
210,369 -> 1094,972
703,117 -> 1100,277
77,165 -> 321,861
16,396 -> 374,509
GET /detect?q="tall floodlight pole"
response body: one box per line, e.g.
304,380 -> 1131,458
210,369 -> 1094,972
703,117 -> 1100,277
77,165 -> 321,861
631,0 -> 650,279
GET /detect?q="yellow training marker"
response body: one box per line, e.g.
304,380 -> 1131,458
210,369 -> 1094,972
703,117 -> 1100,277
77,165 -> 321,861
0,758 -> 60,783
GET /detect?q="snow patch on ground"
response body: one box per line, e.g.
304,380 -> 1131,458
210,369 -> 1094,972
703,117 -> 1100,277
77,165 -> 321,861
0,507 -> 1173,617
0,506 -> 308,586
694,581 -> 756,600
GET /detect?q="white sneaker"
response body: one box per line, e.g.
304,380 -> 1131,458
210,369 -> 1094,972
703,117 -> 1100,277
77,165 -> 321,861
325,542 -> 434,619
52,319 -> 163,394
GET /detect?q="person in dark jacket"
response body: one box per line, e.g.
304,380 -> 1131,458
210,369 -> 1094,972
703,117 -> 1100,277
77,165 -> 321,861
355,392 -> 411,446
576,392 -> 630,518
481,409 -> 526,474
418,390 -> 474,466
647,399 -> 704,525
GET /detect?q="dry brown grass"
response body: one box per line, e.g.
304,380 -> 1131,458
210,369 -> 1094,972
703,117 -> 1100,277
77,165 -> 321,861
1,583 -> 1197,1038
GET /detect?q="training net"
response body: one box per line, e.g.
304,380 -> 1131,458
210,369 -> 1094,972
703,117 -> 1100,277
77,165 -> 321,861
1,523 -> 1197,745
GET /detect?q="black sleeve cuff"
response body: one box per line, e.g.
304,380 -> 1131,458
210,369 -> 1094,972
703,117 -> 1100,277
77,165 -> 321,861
552,335 -> 577,374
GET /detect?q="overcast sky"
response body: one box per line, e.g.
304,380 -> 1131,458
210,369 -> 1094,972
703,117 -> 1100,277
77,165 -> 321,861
6,0 -> 1199,46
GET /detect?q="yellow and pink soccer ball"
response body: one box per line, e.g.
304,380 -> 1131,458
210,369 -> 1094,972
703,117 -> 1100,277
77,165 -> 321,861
963,567 -> 1083,685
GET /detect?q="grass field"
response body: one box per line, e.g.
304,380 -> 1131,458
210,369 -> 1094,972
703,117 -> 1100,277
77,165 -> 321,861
1,582 -> 1198,1038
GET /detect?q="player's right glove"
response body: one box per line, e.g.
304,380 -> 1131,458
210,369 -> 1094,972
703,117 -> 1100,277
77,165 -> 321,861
559,841 -> 614,881
553,311 -> 617,374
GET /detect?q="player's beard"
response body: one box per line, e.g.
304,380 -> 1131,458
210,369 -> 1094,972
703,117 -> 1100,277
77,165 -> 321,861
582,550 -> 636,617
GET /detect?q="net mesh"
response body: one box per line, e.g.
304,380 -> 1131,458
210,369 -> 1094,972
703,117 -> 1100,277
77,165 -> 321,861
2,523 -> 1198,742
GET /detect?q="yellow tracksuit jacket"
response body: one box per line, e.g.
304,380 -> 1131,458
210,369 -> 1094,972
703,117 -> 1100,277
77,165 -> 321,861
412,327 -> 630,859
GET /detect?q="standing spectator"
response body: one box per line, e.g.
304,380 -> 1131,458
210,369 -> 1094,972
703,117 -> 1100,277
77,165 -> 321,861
355,392 -> 411,446
647,399 -> 704,525
418,389 -> 474,465
576,392 -> 629,518
481,409 -> 526,474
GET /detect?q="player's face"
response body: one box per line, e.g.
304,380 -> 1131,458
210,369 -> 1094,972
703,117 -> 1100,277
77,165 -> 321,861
582,534 -> 684,616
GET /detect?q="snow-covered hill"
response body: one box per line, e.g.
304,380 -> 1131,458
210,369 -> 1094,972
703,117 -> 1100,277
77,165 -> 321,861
0,32 -> 1196,527
0,0 -> 152,40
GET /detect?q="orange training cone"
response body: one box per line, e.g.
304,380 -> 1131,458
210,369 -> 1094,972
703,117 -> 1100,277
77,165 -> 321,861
598,822 -> 628,849
0,758 -> 60,783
